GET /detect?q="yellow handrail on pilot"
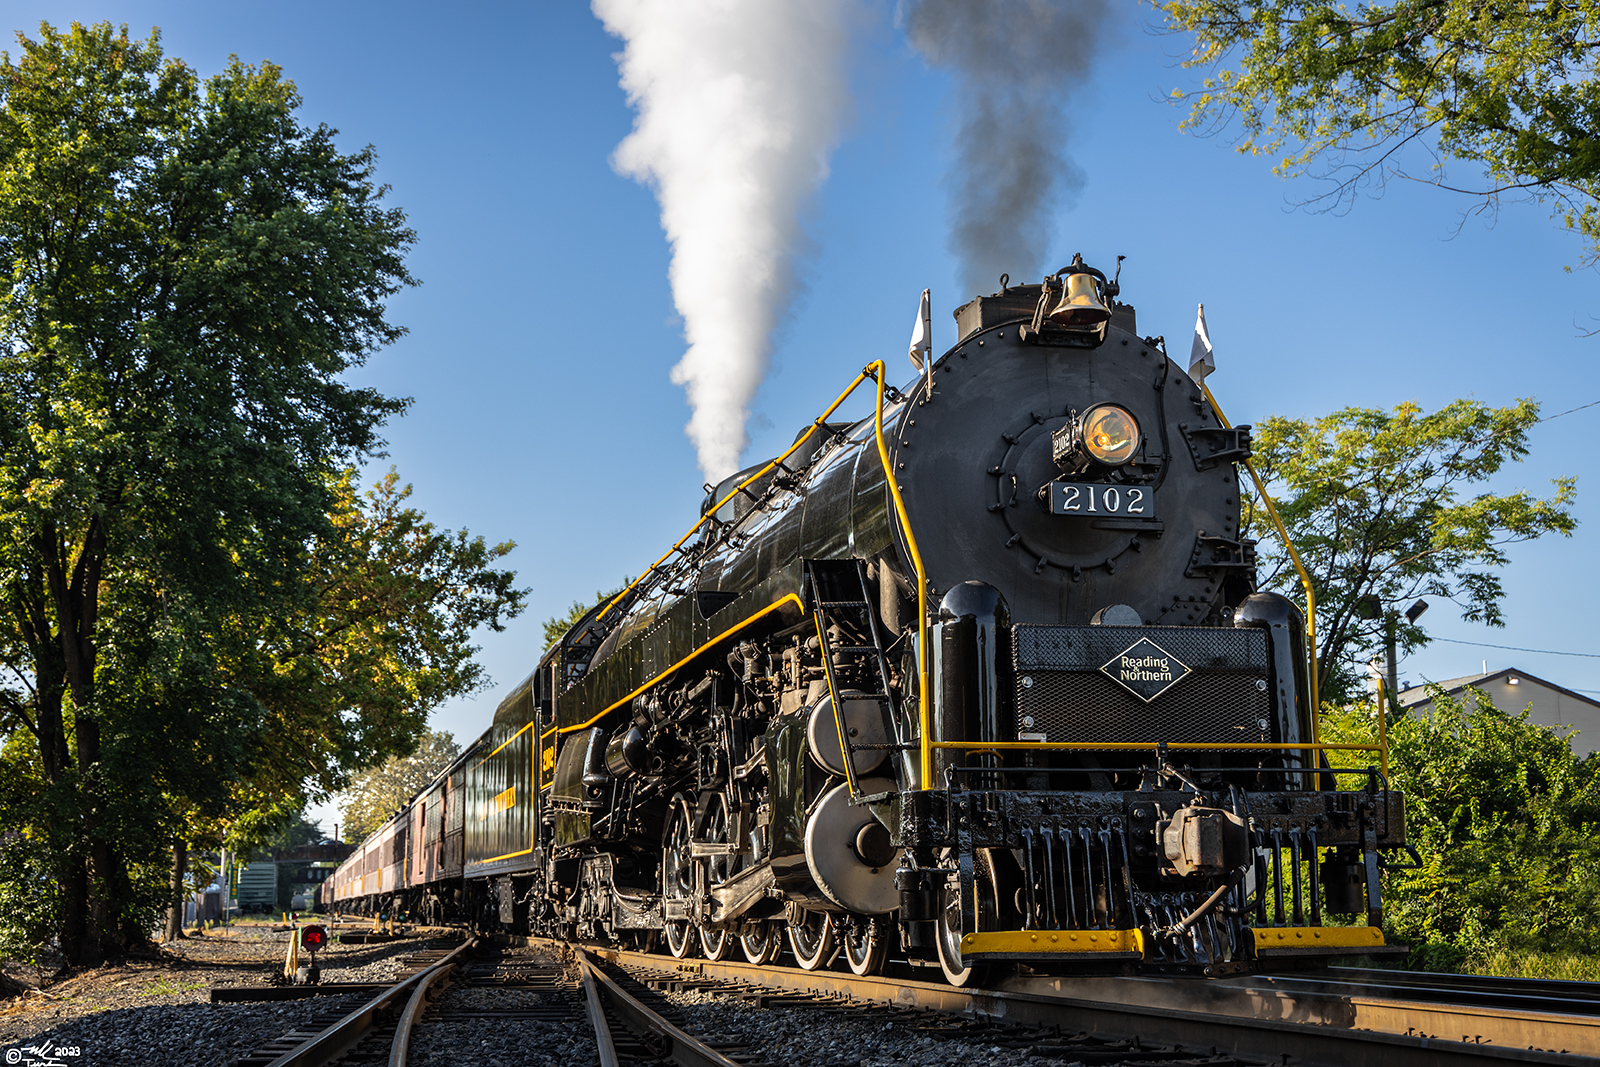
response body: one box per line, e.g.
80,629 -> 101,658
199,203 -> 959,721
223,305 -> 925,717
1201,385 -> 1321,738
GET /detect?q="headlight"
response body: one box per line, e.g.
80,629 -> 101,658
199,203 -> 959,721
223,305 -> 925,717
1082,405 -> 1139,465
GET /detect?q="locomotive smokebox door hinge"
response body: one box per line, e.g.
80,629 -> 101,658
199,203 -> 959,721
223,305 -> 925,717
1180,424 -> 1253,471
1186,534 -> 1253,579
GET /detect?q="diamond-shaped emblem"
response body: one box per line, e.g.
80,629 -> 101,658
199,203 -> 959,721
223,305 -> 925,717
1100,637 -> 1191,702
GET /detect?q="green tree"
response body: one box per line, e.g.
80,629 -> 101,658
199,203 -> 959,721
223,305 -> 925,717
340,729 -> 461,843
1243,398 -> 1575,701
1161,1 -> 1600,264
543,583 -> 630,651
155,470 -> 523,940
258,813 -> 327,855
222,470 -> 523,826
0,21 -> 415,964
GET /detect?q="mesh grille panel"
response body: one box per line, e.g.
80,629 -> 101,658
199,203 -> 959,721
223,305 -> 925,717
1013,625 -> 1272,745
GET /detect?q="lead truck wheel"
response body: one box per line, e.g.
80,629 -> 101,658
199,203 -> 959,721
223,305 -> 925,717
936,863 -> 995,988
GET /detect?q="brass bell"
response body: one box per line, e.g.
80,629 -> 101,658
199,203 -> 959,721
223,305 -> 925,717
1047,272 -> 1110,326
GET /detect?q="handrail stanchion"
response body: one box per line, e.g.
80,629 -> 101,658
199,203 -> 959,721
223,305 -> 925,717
1202,385 -> 1321,737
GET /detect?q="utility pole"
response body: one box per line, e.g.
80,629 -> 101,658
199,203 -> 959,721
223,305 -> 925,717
1357,596 -> 1429,719
1385,611 -> 1400,710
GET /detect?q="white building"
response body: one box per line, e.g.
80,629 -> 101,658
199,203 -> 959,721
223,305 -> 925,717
1395,668 -> 1600,755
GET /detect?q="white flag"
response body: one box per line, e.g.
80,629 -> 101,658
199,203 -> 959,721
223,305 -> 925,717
1189,302 -> 1214,384
908,288 -> 932,370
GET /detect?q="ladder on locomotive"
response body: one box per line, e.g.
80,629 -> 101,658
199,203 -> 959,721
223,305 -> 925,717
804,559 -> 907,802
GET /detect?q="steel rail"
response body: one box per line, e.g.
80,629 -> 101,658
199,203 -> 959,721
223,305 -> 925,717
1332,966 -> 1600,1003
579,955 -> 621,1067
557,940 -> 1600,1066
1264,967 -> 1600,1019
573,946 -> 743,1067
262,937 -> 475,1067
387,945 -> 469,1067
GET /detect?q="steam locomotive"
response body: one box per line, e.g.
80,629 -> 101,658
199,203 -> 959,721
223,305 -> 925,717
328,258 -> 1407,983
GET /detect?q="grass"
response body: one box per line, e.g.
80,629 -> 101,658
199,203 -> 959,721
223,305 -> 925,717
1336,946 -> 1600,982
1460,950 -> 1600,982
140,976 -> 207,996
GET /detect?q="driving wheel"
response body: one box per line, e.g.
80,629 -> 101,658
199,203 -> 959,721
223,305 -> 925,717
788,909 -> 837,971
661,796 -> 699,958
740,920 -> 783,965
842,915 -> 892,976
698,792 -> 736,960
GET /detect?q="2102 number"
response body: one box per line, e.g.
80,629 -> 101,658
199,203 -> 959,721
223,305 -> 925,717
1050,482 -> 1154,517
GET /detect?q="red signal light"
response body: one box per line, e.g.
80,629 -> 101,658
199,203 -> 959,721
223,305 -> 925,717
300,924 -> 328,952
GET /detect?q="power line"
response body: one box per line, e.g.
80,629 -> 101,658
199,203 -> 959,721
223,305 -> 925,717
1538,398 -> 1600,423
1432,636 -> 1600,659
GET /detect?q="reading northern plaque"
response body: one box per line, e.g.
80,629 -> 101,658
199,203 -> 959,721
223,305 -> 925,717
1100,637 -> 1190,702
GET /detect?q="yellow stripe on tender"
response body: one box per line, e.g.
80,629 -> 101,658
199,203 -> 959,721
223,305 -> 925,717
961,929 -> 1146,956
1250,926 -> 1385,953
474,720 -> 535,769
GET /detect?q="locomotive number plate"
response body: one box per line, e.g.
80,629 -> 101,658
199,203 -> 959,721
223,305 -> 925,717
1049,482 -> 1154,517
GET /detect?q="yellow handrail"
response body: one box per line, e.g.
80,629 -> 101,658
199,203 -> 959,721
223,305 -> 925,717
585,360 -> 931,786
594,368 -> 880,624
1202,385 -> 1321,737
815,610 -> 860,800
868,362 -> 932,790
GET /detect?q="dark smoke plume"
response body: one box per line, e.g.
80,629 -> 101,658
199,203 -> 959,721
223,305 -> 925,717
904,0 -> 1113,297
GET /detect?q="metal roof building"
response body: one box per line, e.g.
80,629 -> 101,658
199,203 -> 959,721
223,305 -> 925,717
1396,667 -> 1600,755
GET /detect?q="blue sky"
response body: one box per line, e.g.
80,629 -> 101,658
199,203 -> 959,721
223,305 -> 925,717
7,2 -> 1598,823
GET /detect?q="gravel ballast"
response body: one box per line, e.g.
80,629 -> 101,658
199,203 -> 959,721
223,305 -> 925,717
5,935 -> 1219,1067
0,926 -> 460,1067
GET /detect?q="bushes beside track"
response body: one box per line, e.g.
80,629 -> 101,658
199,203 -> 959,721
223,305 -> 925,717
1322,691 -> 1600,974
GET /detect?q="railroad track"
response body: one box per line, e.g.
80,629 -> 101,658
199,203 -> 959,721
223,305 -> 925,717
226,938 -> 757,1067
558,938 -> 1600,1067
220,928 -> 1600,1066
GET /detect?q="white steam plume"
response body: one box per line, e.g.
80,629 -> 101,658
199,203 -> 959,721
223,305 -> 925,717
593,0 -> 855,482
904,0 -> 1114,297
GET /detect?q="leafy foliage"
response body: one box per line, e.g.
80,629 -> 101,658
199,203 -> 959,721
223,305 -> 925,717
1323,693 -> 1600,964
1242,398 -> 1575,700
1160,1 -> 1600,264
542,583 -> 630,651
257,813 -> 329,857
220,469 -> 524,817
340,729 -> 461,843
0,22 -> 523,964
